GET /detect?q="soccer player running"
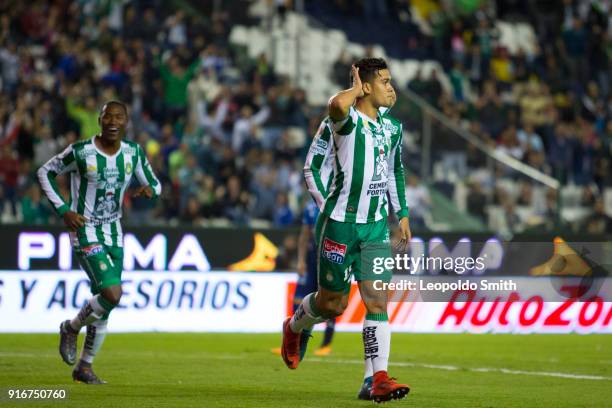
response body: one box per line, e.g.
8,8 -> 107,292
281,58 -> 411,402
37,101 -> 161,384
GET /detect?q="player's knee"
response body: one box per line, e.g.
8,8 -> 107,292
102,287 -> 123,305
363,299 -> 386,315
319,298 -> 346,318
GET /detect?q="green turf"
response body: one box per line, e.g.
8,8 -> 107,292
0,332 -> 610,407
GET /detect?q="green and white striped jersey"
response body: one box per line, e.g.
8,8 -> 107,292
37,136 -> 161,248
318,106 -> 409,224
304,107 -> 392,209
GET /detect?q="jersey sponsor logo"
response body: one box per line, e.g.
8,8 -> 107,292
367,181 -> 388,196
77,148 -> 95,159
322,238 -> 347,264
383,121 -> 399,134
82,244 -> 104,257
96,167 -> 123,190
309,137 -> 328,156
89,215 -> 121,226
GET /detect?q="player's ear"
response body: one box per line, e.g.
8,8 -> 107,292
362,81 -> 371,96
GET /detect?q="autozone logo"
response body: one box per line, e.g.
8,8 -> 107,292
322,238 -> 347,264
285,283 -> 611,333
437,290 -> 612,332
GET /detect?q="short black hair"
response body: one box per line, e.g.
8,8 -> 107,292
351,58 -> 388,85
100,100 -> 128,115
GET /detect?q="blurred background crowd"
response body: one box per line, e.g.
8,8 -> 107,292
0,0 -> 610,236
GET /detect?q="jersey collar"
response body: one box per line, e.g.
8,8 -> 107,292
356,108 -> 383,131
92,135 -> 122,159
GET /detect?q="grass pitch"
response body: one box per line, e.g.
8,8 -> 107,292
0,332 -> 610,407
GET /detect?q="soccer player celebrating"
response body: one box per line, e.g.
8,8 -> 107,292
281,58 -> 411,403
301,92 -> 396,399
37,101 -> 161,384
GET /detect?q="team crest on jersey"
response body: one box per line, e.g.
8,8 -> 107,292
87,165 -> 97,173
371,147 -> 388,182
125,162 -> 132,175
82,244 -> 104,257
322,238 -> 347,264
95,191 -> 117,217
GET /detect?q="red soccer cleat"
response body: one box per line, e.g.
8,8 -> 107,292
370,370 -> 410,403
280,317 -> 301,369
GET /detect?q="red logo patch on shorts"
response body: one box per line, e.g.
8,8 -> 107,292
82,244 -> 104,257
322,238 -> 347,264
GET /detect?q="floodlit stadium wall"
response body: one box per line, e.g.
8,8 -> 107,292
1,272 -> 610,334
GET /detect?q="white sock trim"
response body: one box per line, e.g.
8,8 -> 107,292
289,293 -> 326,333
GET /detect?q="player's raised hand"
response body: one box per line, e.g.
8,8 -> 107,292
395,217 -> 412,252
133,186 -> 154,199
63,211 -> 87,231
351,65 -> 364,97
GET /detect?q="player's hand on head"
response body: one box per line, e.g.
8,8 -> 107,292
132,186 -> 153,199
63,211 -> 87,231
351,65 -> 364,97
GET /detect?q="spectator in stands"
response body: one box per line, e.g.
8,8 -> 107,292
475,79 -> 506,137
405,174 -> 431,229
20,185 -> 50,224
220,175 -> 251,225
65,90 -> 100,140
517,122 -> 544,153
422,68 -> 443,107
503,202 -> 521,233
561,18 -> 588,86
273,192 -> 294,227
490,47 -> 513,88
583,198 -> 612,234
332,50 -> 353,87
159,51 -> 201,124
0,144 -> 18,217
466,179 -> 487,223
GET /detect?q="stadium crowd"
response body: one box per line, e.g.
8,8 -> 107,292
1,0 -> 610,234
0,0 -> 319,227
319,0 -> 611,233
